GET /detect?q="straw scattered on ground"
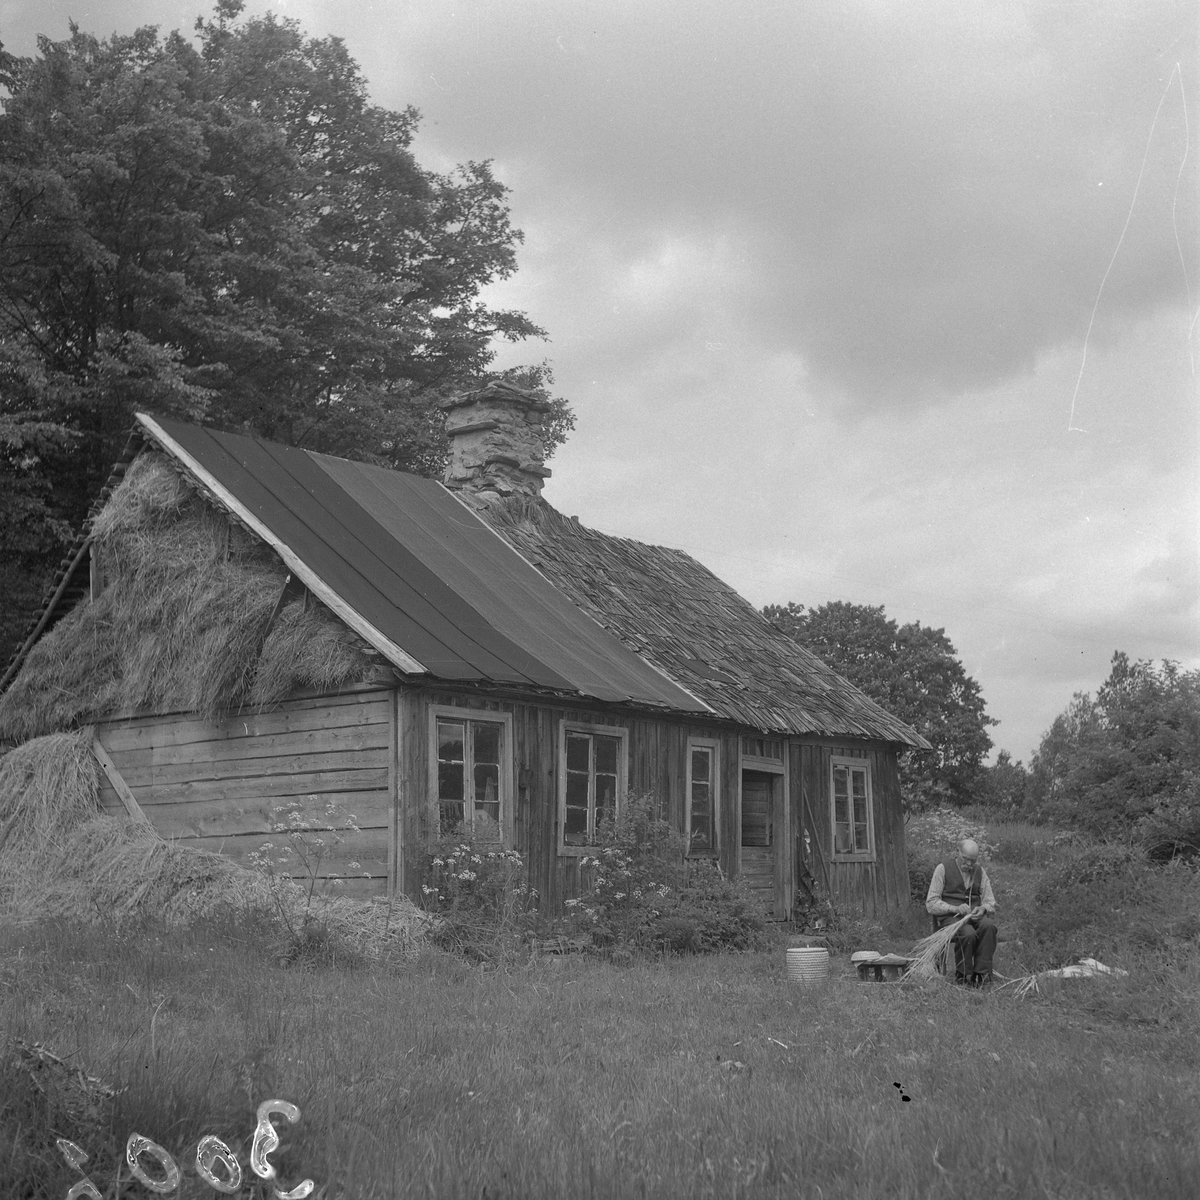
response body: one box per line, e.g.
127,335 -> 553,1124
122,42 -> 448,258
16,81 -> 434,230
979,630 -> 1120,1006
0,730 -> 432,963
0,452 -> 374,743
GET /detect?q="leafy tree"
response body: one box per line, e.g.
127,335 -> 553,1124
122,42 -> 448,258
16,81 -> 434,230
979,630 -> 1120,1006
979,749 -> 1030,812
1028,652 -> 1200,841
764,600 -> 996,809
0,1 -> 570,664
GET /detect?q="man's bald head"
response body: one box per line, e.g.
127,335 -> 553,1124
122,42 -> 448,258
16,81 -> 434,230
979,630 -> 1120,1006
959,839 -> 980,863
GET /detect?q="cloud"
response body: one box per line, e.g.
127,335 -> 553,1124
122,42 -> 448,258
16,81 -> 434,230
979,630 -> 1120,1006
368,0 -> 1199,405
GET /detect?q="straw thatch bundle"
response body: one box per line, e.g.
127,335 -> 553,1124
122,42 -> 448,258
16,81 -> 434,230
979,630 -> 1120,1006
903,915 -> 971,980
0,452 -> 374,743
0,730 -> 433,961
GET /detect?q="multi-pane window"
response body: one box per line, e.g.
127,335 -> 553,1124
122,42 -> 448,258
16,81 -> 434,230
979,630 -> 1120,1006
687,741 -> 718,853
831,758 -> 873,858
436,717 -> 504,836
560,724 -> 626,850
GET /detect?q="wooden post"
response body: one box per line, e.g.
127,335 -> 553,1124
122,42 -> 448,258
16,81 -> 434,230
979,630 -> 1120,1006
92,737 -> 154,828
801,778 -> 833,899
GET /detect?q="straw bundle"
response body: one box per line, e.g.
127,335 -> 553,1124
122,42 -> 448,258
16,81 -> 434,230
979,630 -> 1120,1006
0,453 -> 373,743
903,915 -> 971,980
0,731 -> 433,962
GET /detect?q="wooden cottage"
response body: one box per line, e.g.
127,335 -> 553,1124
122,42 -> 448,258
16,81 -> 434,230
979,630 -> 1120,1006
0,385 -> 929,917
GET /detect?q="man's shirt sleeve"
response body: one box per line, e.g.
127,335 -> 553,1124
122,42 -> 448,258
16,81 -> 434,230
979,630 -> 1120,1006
925,862 -> 957,915
980,869 -> 997,914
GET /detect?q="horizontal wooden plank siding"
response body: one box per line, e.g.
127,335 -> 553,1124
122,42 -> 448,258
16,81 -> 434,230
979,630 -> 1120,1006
94,690 -> 394,895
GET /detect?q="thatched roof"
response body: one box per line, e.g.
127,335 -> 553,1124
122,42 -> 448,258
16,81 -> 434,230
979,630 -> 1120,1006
2,415 -> 928,748
472,496 -> 930,746
0,451 -> 375,743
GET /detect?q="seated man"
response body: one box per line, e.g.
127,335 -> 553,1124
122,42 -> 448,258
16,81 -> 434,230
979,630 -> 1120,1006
925,838 -> 998,986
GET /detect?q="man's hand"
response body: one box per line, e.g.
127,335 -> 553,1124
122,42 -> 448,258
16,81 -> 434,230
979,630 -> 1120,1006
968,906 -> 985,920
956,904 -> 971,916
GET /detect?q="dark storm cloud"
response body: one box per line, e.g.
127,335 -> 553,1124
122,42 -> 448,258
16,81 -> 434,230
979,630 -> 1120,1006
373,0 -> 1197,403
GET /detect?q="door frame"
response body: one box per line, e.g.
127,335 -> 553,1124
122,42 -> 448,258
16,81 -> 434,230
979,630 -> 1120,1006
738,745 -> 789,918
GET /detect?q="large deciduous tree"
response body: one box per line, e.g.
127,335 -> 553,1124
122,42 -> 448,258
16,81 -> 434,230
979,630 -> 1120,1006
0,1 -> 569,663
1029,652 -> 1200,851
764,600 -> 996,809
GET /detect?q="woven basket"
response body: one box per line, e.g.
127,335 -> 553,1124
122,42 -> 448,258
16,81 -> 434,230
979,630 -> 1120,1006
786,945 -> 830,983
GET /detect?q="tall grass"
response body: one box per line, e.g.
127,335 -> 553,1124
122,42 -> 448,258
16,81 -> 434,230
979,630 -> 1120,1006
3,914 -> 1198,1199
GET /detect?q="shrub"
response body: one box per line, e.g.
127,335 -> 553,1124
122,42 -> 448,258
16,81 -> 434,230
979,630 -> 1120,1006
559,794 -> 769,955
1027,841 -> 1152,964
419,834 -> 537,960
656,860 -> 770,953
1136,774 -> 1200,861
906,842 -> 939,905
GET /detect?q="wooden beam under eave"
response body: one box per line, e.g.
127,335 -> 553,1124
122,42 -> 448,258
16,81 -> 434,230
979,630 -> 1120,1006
92,736 -> 154,828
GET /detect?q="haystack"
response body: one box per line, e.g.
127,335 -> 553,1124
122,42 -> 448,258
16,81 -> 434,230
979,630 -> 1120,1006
0,730 -> 433,961
0,452 -> 375,744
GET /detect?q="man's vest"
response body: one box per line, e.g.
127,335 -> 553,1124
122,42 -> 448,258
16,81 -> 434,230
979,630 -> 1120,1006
939,858 -> 982,907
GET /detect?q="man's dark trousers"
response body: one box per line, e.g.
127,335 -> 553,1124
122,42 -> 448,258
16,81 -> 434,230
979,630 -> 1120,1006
938,915 -> 998,979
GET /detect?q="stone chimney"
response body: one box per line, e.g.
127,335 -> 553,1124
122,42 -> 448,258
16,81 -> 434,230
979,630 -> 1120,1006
441,381 -> 552,501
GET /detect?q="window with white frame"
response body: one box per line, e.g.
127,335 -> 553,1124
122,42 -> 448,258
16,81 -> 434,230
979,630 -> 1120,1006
687,739 -> 719,854
559,722 -> 627,852
431,707 -> 512,839
830,757 -> 874,859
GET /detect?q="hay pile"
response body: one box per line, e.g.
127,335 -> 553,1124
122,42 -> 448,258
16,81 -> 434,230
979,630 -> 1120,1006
0,452 -> 375,744
0,730 -> 433,962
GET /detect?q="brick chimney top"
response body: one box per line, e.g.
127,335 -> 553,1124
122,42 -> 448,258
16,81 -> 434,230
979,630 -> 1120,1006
441,381 -> 552,501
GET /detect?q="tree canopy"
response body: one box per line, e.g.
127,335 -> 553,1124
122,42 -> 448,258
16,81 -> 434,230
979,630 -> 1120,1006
1028,652 -> 1200,851
0,1 -> 569,663
763,600 -> 996,809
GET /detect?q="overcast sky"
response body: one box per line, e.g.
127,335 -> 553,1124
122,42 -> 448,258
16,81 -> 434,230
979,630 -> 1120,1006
4,0 -> 1197,761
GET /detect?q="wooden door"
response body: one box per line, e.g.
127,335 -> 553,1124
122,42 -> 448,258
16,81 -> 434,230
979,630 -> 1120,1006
741,769 -> 780,917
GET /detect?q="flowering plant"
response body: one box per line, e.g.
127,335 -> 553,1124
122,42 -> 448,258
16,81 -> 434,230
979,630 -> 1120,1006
247,798 -> 370,962
418,832 -> 537,960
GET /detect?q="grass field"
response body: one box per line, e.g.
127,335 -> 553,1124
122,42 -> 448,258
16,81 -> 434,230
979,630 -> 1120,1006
3,818 -> 1199,1199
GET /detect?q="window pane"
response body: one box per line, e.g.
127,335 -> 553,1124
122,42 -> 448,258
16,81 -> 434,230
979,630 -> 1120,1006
852,771 -> 868,828
594,735 -> 619,776
564,804 -> 588,844
566,733 -> 590,772
473,722 -> 501,766
690,784 -> 711,850
439,801 -> 465,835
834,794 -> 849,828
595,772 -> 617,829
474,763 -> 500,828
690,747 -> 713,851
854,822 -> 870,853
564,772 -> 589,845
438,721 -> 465,765
833,765 -> 848,800
438,759 -> 464,803
834,819 -> 853,854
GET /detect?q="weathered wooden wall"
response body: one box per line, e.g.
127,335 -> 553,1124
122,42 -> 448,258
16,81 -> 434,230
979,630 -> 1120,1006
87,682 -> 908,918
93,688 -> 396,898
792,739 -> 909,916
399,688 -> 742,911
